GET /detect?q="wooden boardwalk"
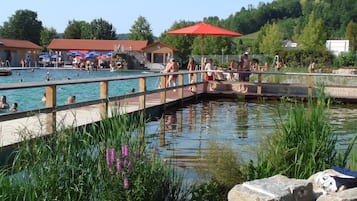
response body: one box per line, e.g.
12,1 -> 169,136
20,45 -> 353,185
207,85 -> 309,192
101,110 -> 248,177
2,70 -> 357,149
0,84 -> 204,148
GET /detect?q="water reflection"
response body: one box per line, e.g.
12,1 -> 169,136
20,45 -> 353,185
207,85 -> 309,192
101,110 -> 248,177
146,100 -> 357,174
236,102 -> 248,138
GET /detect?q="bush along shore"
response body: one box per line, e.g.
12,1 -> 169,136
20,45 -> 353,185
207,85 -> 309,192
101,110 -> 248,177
0,87 -> 355,201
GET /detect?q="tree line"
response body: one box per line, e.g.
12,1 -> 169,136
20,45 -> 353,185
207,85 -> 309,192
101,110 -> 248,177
1,0 -> 356,66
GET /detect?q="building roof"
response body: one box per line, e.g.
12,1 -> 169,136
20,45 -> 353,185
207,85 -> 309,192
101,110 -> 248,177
0,38 -> 42,49
47,39 -> 148,52
142,41 -> 177,51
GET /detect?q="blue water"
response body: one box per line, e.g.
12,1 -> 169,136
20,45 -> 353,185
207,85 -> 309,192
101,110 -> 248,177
0,68 -> 160,112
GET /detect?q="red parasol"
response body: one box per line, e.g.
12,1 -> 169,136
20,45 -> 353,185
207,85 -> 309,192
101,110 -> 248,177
166,22 -> 242,37
166,22 -> 243,68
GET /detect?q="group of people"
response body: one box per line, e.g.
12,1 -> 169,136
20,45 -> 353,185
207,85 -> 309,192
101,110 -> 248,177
160,51 -> 263,93
42,93 -> 76,105
0,96 -> 17,112
201,51 -> 251,93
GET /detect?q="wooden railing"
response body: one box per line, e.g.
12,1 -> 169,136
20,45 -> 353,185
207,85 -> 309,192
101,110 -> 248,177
248,71 -> 357,97
0,71 -> 203,134
1,70 -> 357,135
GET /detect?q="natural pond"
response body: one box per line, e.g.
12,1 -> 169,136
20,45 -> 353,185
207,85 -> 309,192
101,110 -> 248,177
1,68 -> 356,179
145,99 -> 357,178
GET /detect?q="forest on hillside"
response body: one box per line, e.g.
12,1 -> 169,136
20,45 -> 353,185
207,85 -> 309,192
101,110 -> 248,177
223,0 -> 357,39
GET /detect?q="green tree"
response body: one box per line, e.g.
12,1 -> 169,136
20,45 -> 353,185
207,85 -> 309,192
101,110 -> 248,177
90,18 -> 116,40
159,20 -> 196,64
128,16 -> 154,44
345,20 -> 357,52
258,22 -> 283,55
40,27 -> 58,50
192,17 -> 236,56
63,20 -> 91,39
0,9 -> 43,44
294,12 -> 327,51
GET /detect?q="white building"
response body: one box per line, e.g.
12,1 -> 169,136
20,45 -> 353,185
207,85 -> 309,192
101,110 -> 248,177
326,40 -> 349,56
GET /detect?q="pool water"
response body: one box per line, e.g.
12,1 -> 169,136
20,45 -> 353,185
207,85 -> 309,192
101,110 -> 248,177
0,68 -> 160,112
145,100 -> 357,174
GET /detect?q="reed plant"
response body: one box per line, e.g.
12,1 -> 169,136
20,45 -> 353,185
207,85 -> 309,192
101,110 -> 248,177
0,110 -> 190,201
190,140 -> 247,201
250,89 -> 356,179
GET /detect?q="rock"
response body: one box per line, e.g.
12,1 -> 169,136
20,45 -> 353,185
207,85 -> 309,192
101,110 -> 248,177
227,175 -> 314,201
316,188 -> 357,201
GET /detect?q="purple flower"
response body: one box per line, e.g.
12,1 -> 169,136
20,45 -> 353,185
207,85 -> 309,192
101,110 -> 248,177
111,148 -> 116,164
134,151 -> 139,161
106,148 -> 111,166
116,158 -> 121,175
122,144 -> 129,158
124,177 -> 129,189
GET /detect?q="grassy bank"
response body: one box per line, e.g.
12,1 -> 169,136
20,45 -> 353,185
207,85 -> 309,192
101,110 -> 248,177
195,91 -> 356,200
0,112 -> 190,201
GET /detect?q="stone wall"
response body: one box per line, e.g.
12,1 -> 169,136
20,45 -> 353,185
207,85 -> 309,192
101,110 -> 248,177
228,175 -> 357,201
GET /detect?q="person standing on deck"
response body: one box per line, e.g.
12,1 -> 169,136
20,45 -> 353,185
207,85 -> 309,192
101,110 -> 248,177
238,51 -> 250,93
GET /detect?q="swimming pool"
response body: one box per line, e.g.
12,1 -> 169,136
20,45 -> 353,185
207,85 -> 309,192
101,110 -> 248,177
0,68 -> 161,112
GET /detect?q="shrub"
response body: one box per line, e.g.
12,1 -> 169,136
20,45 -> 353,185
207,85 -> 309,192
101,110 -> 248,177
333,52 -> 357,67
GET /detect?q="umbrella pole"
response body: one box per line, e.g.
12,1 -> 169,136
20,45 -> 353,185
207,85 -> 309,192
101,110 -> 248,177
200,35 -> 205,70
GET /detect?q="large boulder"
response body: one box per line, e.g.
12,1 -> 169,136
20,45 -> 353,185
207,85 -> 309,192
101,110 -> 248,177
228,175 -> 315,201
316,187 -> 357,201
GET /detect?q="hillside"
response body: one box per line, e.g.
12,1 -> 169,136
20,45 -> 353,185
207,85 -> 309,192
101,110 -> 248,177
223,0 -> 357,39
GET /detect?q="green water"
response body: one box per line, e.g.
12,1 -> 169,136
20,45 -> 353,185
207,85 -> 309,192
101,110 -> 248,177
145,100 -> 357,173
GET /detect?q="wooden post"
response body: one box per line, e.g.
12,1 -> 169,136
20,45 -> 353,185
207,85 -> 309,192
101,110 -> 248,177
177,110 -> 182,134
257,73 -> 262,95
45,85 -> 56,134
203,73 -> 208,93
160,75 -> 166,104
139,77 -> 146,110
100,81 -> 108,118
192,72 -> 198,94
307,74 -> 313,96
178,74 -> 184,99
159,117 -> 165,147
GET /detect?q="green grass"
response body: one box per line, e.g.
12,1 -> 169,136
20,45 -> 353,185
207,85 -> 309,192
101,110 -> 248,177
250,90 -> 356,179
0,111 -> 190,201
238,31 -> 260,40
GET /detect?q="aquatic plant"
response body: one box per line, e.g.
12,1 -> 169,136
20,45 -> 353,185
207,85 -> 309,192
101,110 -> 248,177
251,90 -> 356,179
0,111 -> 189,201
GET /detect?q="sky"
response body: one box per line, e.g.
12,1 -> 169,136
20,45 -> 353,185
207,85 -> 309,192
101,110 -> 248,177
0,0 -> 273,37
